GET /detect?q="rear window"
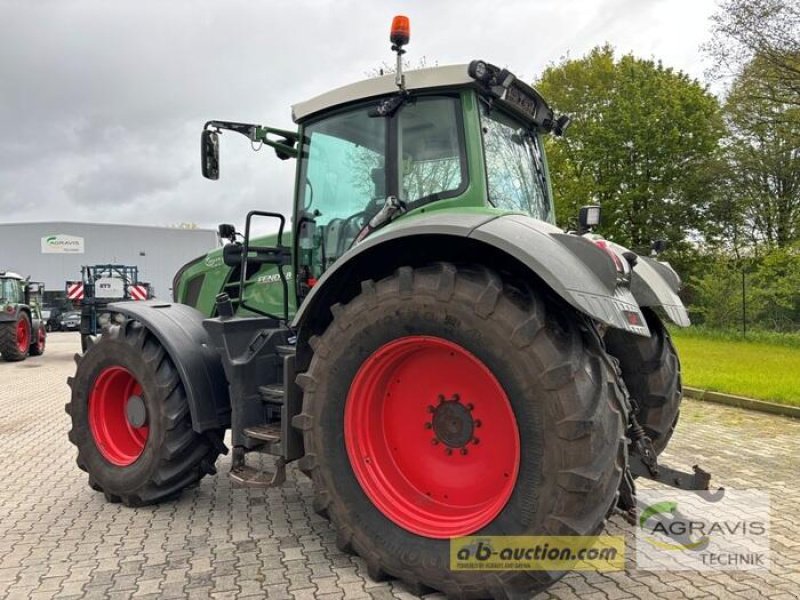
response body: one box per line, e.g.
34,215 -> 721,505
183,274 -> 205,308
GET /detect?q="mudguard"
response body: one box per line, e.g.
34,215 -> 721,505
292,212 -> 651,336
604,240 -> 691,327
107,301 -> 231,432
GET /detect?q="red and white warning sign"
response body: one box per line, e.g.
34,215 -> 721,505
128,285 -> 148,301
66,281 -> 84,300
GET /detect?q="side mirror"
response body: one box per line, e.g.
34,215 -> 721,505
218,223 -> 236,242
201,130 -> 220,180
651,239 -> 668,255
222,242 -> 243,267
578,205 -> 601,233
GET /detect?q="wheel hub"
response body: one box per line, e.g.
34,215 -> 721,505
430,395 -> 477,450
125,395 -> 148,428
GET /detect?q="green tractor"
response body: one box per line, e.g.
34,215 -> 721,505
68,18 -> 704,598
0,271 -> 47,361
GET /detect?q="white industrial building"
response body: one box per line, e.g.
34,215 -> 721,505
0,222 -> 218,301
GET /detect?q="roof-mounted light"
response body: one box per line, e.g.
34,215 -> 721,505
390,15 -> 410,48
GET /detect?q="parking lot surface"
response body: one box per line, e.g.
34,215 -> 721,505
1,332 -> 799,599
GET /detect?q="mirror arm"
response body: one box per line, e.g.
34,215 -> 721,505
204,121 -> 299,159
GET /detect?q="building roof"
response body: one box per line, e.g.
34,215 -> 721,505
0,221 -> 215,233
292,64 -> 474,123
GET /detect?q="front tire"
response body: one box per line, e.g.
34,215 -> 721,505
295,264 -> 628,599
66,318 -> 224,506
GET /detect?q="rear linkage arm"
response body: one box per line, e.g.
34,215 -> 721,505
203,120 -> 299,160
581,319 -> 720,523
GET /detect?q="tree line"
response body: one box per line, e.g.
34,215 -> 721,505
536,0 -> 799,331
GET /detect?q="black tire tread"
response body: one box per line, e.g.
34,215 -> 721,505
604,308 -> 681,455
296,262 -> 628,599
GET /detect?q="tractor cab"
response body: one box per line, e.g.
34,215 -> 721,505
290,61 -> 564,286
0,271 -> 46,361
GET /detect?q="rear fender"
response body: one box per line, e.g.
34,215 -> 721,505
107,301 -> 231,432
605,241 -> 690,327
292,213 -> 651,339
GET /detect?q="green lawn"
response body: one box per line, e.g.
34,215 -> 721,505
669,328 -> 800,407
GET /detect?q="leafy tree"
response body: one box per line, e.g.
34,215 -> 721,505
689,256 -> 751,329
721,55 -> 800,247
705,0 -> 800,107
536,46 -> 725,250
750,244 -> 800,330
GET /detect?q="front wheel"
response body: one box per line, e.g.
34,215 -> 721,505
295,263 -> 628,598
67,318 -> 224,506
0,312 -> 31,362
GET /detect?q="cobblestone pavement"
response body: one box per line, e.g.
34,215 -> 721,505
1,332 -> 798,599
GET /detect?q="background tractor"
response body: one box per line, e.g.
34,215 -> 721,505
0,271 -> 46,361
68,17 -> 704,599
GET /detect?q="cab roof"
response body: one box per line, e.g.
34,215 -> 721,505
292,64 -> 473,123
0,271 -> 23,280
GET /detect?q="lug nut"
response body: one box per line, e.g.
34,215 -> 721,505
460,448 -> 468,455
453,393 -> 460,401
474,419 -> 482,428
437,394 -> 445,403
431,438 -> 439,445
472,437 -> 480,445
445,448 -> 453,456
466,403 -> 474,411
427,405 -> 436,413
424,422 -> 432,429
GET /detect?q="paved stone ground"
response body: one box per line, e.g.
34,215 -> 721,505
1,332 -> 798,599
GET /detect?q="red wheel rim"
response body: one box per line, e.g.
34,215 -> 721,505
16,318 -> 30,353
345,336 -> 520,538
89,366 -> 149,466
37,327 -> 45,351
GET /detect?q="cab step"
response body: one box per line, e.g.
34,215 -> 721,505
259,384 -> 285,405
229,448 -> 286,488
244,424 -> 282,443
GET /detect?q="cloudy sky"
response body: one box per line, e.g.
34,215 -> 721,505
1,0 -> 719,230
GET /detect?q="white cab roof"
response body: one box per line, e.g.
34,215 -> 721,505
292,64 -> 473,123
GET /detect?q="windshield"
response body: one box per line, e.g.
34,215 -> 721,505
480,103 -> 553,222
0,279 -> 19,304
296,95 -> 466,279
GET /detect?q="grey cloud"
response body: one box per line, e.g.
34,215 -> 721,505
0,0 -> 717,229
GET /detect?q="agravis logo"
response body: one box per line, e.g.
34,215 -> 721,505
636,489 -> 770,571
41,234 -> 84,254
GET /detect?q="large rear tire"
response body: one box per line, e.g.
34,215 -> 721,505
66,318 -> 224,506
0,312 -> 31,362
604,308 -> 681,455
295,263 -> 628,599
